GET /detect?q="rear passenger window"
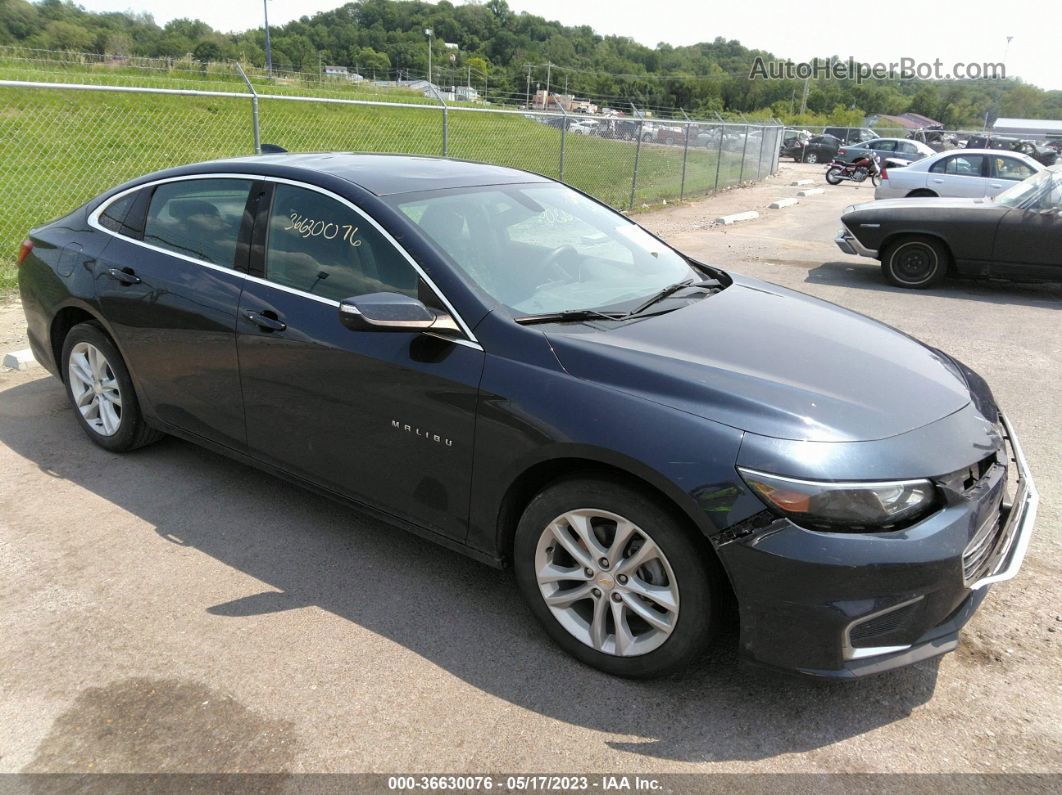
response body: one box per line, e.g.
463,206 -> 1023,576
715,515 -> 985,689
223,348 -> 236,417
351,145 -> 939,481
932,155 -> 984,176
144,179 -> 253,267
98,192 -> 138,236
264,184 -> 419,302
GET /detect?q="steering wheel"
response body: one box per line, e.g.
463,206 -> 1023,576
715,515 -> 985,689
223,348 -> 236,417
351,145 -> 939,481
540,244 -> 580,282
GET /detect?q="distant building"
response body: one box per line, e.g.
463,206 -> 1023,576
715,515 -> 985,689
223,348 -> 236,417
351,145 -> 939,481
532,90 -> 574,110
992,117 -> 1062,138
323,65 -> 365,82
455,86 -> 480,102
568,98 -> 599,114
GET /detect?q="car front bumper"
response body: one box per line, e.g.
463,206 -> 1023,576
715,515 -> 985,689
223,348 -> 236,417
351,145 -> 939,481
715,413 -> 1038,678
835,226 -> 878,258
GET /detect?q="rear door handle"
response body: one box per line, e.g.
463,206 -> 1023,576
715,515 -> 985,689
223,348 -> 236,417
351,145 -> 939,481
242,309 -> 286,332
105,267 -> 141,285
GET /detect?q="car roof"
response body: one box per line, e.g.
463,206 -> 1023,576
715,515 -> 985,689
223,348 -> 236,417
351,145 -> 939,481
210,152 -> 551,196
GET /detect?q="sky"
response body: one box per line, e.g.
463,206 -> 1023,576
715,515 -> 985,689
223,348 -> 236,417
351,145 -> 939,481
75,0 -> 1062,91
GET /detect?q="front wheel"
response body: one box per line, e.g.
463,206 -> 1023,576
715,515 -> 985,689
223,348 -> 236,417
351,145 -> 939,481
804,151 -> 819,164
513,477 -> 718,678
61,322 -> 163,452
871,173 -> 881,187
881,236 -> 949,289
825,166 -> 843,185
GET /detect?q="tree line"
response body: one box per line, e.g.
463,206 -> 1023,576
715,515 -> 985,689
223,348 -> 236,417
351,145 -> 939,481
2,0 -> 1060,126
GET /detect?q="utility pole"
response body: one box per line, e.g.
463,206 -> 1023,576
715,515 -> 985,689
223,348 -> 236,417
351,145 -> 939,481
545,61 -> 552,109
263,0 -> 272,76
467,65 -> 471,89
799,77 -> 810,115
564,74 -> 568,96
525,63 -> 531,108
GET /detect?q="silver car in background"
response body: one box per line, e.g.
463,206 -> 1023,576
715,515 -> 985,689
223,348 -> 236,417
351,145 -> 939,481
875,149 -> 1044,200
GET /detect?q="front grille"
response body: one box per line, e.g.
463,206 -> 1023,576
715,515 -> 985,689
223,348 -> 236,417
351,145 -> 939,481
962,497 -> 1004,584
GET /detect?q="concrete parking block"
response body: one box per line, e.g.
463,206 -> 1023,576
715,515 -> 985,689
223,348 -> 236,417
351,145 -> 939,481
769,198 -> 799,209
790,179 -> 815,186
797,188 -> 825,197
714,211 -> 759,225
2,349 -> 37,371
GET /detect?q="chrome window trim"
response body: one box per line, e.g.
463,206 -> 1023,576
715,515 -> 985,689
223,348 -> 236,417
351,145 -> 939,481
87,172 -> 482,349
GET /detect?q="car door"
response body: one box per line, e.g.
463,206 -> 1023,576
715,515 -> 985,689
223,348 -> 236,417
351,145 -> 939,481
235,179 -> 484,542
987,155 -> 1039,197
991,178 -> 1062,279
93,176 -> 256,450
927,154 -> 988,198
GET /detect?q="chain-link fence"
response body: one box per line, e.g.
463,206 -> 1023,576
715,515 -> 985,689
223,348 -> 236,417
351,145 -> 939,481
0,78 -> 783,269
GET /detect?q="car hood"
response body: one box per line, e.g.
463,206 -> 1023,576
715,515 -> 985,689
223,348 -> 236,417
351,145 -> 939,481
851,196 -> 999,213
545,275 -> 971,442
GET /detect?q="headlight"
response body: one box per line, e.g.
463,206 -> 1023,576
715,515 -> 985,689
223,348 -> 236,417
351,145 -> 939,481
738,468 -> 937,531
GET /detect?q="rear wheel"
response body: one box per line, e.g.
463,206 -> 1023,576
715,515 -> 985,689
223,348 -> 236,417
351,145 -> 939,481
825,167 -> 843,184
513,477 -> 718,678
804,151 -> 819,164
61,322 -> 163,452
906,189 -> 937,197
881,235 -> 949,289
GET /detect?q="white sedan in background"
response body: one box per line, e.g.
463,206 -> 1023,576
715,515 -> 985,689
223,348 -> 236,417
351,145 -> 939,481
875,149 -> 1043,199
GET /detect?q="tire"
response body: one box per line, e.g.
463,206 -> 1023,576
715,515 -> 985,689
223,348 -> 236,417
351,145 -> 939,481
804,151 -> 819,164
825,167 -> 843,185
881,236 -> 949,289
664,135 -> 675,145
906,189 -> 937,198
61,322 -> 163,452
513,477 -> 718,678
871,174 -> 881,187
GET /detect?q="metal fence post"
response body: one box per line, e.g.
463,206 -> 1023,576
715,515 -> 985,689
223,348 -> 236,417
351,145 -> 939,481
756,125 -> 766,181
679,117 -> 691,201
553,96 -> 567,182
629,118 -> 644,210
234,61 -> 261,154
714,124 -> 724,190
428,83 -> 448,157
738,124 -> 750,183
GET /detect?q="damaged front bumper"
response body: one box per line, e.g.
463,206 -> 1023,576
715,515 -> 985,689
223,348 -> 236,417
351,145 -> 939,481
714,412 -> 1037,679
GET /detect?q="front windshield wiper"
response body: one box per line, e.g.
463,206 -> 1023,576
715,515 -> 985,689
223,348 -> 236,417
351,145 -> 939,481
626,278 -> 721,316
513,309 -> 629,325
513,278 -> 723,326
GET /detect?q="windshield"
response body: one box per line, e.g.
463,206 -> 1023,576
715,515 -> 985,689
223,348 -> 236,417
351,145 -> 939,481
995,169 -> 1059,208
390,184 -> 701,316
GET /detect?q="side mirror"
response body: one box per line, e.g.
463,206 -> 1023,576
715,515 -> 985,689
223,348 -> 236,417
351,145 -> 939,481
339,292 -> 461,335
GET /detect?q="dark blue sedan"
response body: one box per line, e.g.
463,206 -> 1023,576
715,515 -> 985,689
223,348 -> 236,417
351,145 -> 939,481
16,153 -> 1037,678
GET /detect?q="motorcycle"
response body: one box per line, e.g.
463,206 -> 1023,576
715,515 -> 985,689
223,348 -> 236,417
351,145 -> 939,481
825,152 -> 881,186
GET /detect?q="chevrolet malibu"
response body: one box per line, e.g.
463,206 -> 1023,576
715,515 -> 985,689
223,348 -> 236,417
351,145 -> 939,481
17,154 -> 1037,679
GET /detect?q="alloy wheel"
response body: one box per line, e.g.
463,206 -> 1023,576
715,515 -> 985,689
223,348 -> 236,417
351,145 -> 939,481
534,509 -> 680,657
68,341 -> 123,436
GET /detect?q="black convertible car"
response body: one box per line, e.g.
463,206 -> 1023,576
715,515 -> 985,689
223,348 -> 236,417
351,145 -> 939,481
18,153 -> 1037,679
837,166 -> 1062,287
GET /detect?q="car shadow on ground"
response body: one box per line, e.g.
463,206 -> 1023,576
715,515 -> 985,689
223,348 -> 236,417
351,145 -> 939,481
806,261 -> 1062,308
1,375 -> 944,764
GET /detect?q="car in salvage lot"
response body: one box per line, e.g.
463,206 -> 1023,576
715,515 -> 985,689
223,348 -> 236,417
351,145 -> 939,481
875,149 -> 1043,199
17,153 -> 1038,680
838,164 -> 1061,288
835,137 -> 935,166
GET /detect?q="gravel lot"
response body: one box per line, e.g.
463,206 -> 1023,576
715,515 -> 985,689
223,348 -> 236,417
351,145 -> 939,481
0,162 -> 1059,776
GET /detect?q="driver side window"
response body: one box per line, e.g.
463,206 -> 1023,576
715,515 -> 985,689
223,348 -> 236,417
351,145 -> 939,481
264,184 -> 419,302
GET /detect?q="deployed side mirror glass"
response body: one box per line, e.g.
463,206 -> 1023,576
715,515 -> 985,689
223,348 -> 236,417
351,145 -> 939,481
339,292 -> 461,336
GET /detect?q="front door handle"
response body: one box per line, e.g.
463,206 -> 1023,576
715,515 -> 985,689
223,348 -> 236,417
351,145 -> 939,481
105,267 -> 141,285
243,309 -> 286,332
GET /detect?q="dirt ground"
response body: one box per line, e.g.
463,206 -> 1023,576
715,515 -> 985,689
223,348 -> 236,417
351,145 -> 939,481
0,162 -> 1059,776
